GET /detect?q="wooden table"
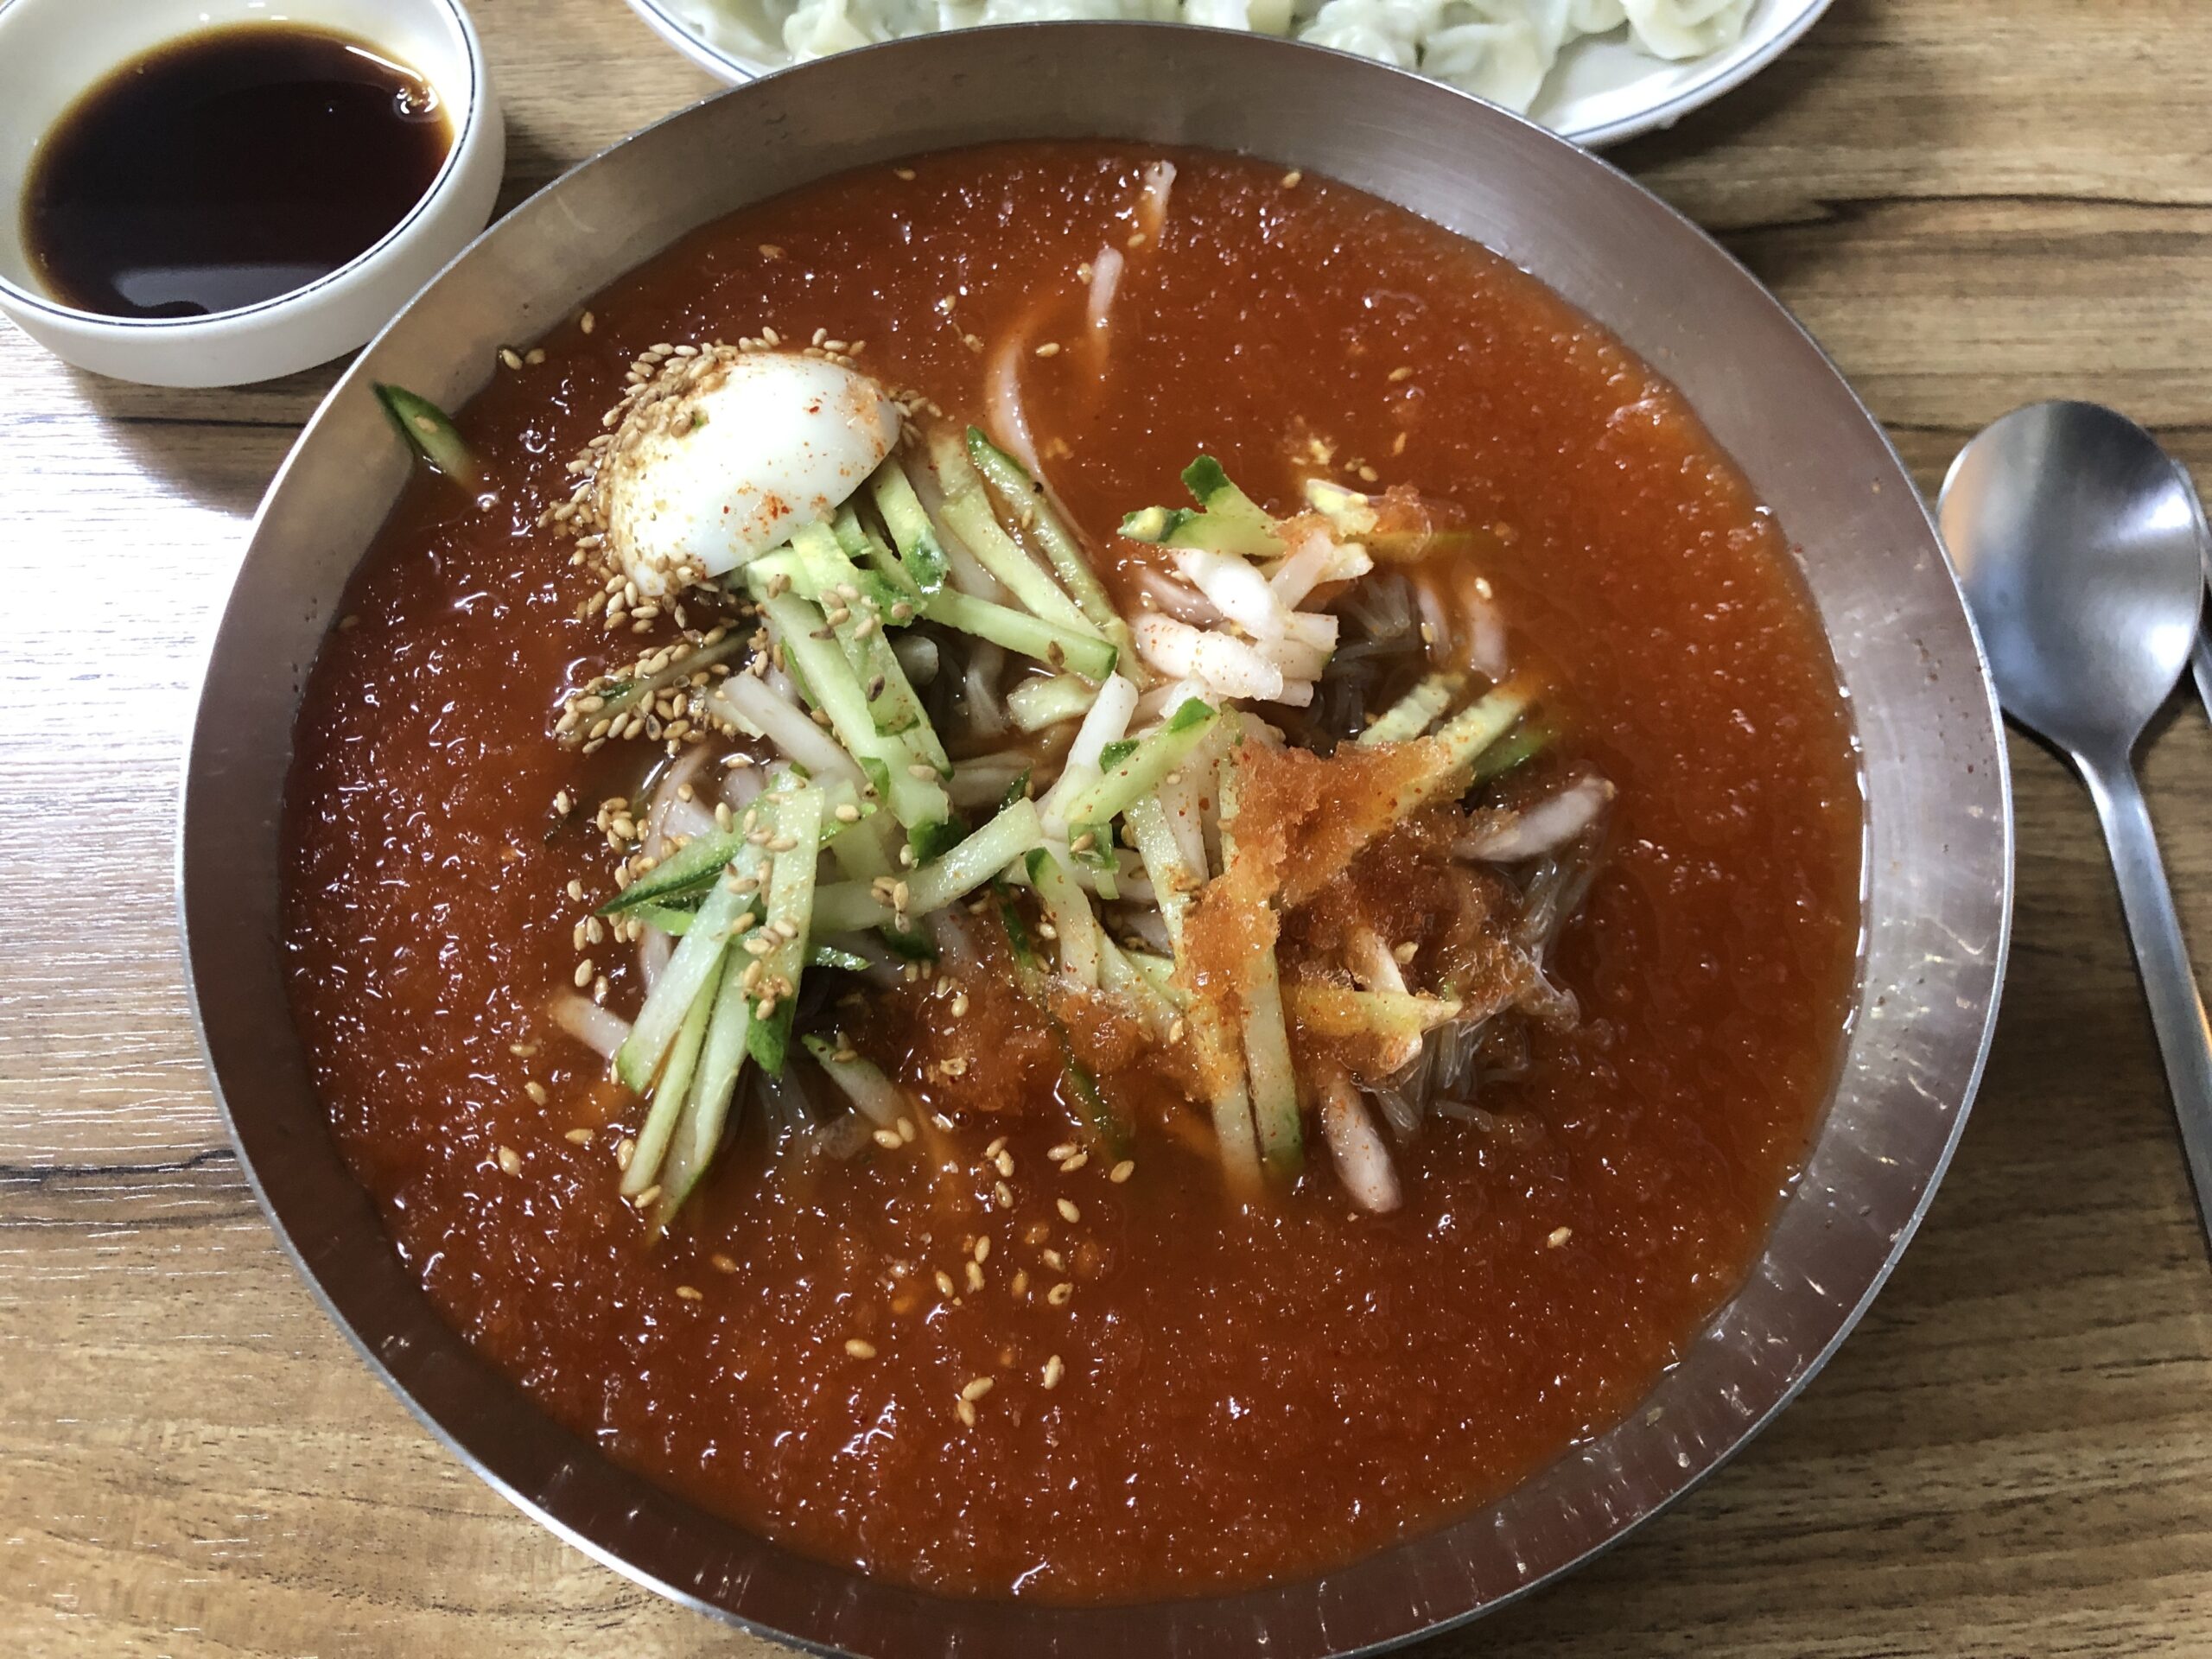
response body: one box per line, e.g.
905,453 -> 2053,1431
7,1 -> 2210,1652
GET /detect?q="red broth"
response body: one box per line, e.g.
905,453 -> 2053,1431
283,143 -> 1861,1600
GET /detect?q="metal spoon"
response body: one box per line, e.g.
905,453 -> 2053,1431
2193,475 -> 2212,727
1940,400 -> 2212,1247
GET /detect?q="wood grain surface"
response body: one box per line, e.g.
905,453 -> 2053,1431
5,1 -> 2210,1653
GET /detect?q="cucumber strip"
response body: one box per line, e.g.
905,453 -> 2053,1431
615,881 -> 754,1094
602,779 -> 862,915
651,961 -> 754,1224
1240,960 -> 1303,1176
706,671 -> 865,788
1025,848 -> 1102,987
1287,982 -> 1463,1044
1302,476 -> 1380,536
924,588 -> 1117,682
801,1034 -> 906,1128
746,782 -> 825,1074
1007,673 -> 1099,732
931,429 -> 1103,639
1388,680 -> 1540,819
760,590 -> 951,832
577,631 -> 751,739
965,427 -> 1132,649
807,943 -> 874,973
622,957 -> 723,1195
373,383 -> 475,486
1122,947 -> 1179,1000
786,522 -> 953,771
628,900 -> 697,936
830,503 -> 872,563
1125,795 -> 1199,946
1359,671 -> 1462,747
1192,997 -> 1262,1193
1471,720 -> 1554,784
1002,840 -> 1139,901
809,796 -> 1043,932
1097,933 -> 1178,1037
869,459 -> 949,596
1060,696 -> 1218,829
1217,725 -> 1301,1176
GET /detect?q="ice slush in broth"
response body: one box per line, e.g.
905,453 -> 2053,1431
284,143 -> 1861,1599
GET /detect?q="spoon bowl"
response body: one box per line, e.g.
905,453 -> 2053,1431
1941,400 -> 2203,766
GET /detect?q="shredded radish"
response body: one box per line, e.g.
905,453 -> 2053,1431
1254,632 -> 1331,683
708,673 -> 863,785
640,743 -> 712,862
1457,776 -> 1616,862
550,991 -> 630,1062
1135,566 -> 1223,626
1108,902 -> 1174,957
929,906 -> 981,977
1462,585 -> 1510,682
1267,524 -> 1340,609
1173,548 -> 1285,639
1039,673 -> 1138,836
719,760 -> 763,813
947,756 -> 1032,810
1347,926 -> 1410,995
891,632 -> 940,685
1322,1075 -> 1402,1213
1132,613 -> 1285,702
1136,160 -> 1176,244
962,641 -> 1010,739
639,925 -> 673,992
985,329 -> 1042,477
1086,245 -> 1124,338
1133,675 -> 1213,727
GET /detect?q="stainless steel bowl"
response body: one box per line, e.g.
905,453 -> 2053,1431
181,25 -> 2012,1656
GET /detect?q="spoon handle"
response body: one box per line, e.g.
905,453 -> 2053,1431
2194,620 -> 2212,729
2082,758 -> 2212,1248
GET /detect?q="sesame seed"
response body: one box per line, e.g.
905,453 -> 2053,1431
1011,1268 -> 1030,1297
1061,1150 -> 1089,1173
961,1376 -> 995,1402
985,1136 -> 1008,1159
1548,1226 -> 1573,1249
499,346 -> 523,370
574,959 -> 594,988
1042,1353 -> 1065,1389
846,1338 -> 878,1358
965,1260 -> 985,1293
711,1253 -> 739,1273
897,1118 -> 916,1144
1358,465 -> 1380,483
1394,940 -> 1419,963
495,1146 -> 522,1174
1389,365 -> 1414,382
525,347 -> 546,365
1056,1198 -> 1081,1224
1041,1248 -> 1065,1272
873,1128 -> 902,1151
615,1136 -> 636,1171
579,310 -> 594,334
1127,231 -> 1148,249
1109,1160 -> 1135,1184
1047,1281 -> 1074,1306
973,1236 -> 990,1262
524,1081 -> 549,1106
894,166 -> 917,181
676,1285 -> 703,1301
835,803 -> 861,823
1033,341 -> 1061,358
1281,168 -> 1303,188
564,1127 -> 594,1146
935,1268 -> 957,1296
956,1398 -> 977,1427
994,1147 -> 1014,1177
632,1185 -> 661,1209
994,1180 -> 1014,1210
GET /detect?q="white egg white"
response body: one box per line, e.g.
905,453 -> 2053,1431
600,353 -> 900,595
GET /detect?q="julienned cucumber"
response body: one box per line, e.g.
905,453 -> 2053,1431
1059,697 -> 1217,828
373,383 -> 476,486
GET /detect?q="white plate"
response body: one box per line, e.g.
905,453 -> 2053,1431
624,0 -> 1832,148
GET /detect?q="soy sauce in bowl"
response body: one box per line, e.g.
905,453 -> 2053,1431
22,24 -> 453,321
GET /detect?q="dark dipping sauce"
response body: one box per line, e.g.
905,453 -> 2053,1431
22,25 -> 449,320
283,144 -> 1863,1601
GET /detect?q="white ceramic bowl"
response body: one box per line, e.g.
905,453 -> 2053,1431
0,0 -> 504,387
622,0 -> 1833,149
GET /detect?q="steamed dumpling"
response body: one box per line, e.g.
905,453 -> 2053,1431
1620,0 -> 1751,59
